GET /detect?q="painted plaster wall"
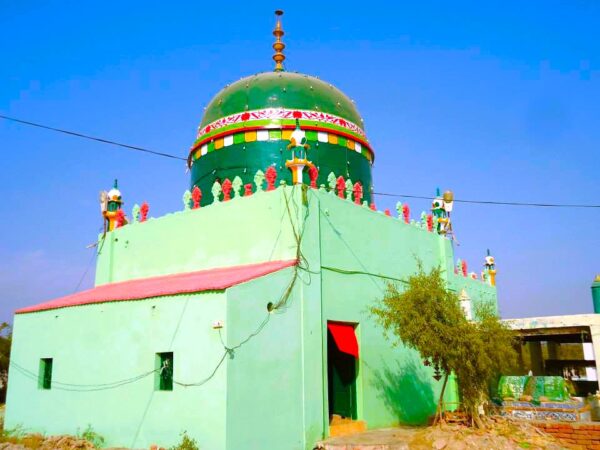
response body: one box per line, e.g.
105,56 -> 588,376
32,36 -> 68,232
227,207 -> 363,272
224,190 -> 326,450
95,189 -> 298,285
5,292 -> 228,449
308,190 -> 497,429
6,186 -> 497,449
224,269 -> 314,449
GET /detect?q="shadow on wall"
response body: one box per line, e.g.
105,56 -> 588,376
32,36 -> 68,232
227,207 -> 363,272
370,357 -> 436,426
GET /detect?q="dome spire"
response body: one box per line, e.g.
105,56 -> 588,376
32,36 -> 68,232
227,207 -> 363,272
272,10 -> 285,72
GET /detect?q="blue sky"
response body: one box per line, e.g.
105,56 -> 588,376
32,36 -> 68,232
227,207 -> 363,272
1,0 -> 598,322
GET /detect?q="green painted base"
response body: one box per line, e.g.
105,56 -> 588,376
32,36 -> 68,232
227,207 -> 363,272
190,141 -> 373,205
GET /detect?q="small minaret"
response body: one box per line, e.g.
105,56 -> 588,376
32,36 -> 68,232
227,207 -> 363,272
592,275 -> 600,313
285,119 -> 314,184
100,179 -> 125,232
484,249 -> 497,287
431,188 -> 454,236
272,10 -> 285,72
459,289 -> 472,320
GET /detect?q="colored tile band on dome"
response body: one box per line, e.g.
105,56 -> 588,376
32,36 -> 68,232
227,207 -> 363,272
197,108 -> 367,140
190,128 -> 373,164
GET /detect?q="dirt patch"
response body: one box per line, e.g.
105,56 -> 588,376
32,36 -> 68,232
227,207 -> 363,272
409,419 -> 565,449
0,434 -> 96,449
318,418 -> 567,450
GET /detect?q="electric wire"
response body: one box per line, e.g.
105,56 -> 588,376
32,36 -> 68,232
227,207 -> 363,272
72,232 -> 106,294
9,360 -> 159,392
172,185 -> 309,386
8,186 -> 309,391
2,113 -> 598,209
372,191 -> 600,209
320,265 -> 407,284
0,114 -> 186,161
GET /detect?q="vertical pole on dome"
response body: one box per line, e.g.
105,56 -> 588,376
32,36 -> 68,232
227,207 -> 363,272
272,10 -> 285,72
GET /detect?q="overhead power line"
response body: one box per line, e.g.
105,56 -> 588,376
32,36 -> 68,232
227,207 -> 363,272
2,114 -> 598,209
373,192 -> 600,209
0,114 -> 186,161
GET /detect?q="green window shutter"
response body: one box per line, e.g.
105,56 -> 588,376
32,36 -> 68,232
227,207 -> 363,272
155,352 -> 174,391
38,358 -> 53,390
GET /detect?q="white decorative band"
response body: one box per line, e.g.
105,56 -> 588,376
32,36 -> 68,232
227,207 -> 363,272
197,108 -> 366,139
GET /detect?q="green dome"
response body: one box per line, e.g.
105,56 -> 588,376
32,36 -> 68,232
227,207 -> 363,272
200,71 -> 364,129
190,70 -> 374,207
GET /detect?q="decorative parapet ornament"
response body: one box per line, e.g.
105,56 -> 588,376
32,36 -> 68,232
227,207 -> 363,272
285,119 -> 314,184
431,188 -> 454,237
100,179 -> 127,232
484,249 -> 497,286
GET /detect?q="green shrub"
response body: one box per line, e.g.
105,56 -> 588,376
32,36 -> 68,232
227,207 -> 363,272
169,431 -> 199,450
77,424 -> 105,448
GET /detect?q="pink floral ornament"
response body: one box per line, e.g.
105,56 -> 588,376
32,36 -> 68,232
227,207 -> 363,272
265,167 -> 277,191
222,179 -> 232,201
140,202 -> 149,222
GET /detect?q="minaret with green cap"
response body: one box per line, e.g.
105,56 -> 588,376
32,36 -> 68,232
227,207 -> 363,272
592,275 -> 600,313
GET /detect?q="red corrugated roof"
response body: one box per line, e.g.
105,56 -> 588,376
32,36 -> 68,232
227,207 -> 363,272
16,260 -> 297,314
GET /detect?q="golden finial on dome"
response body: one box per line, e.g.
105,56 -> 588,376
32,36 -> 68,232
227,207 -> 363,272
272,10 -> 285,72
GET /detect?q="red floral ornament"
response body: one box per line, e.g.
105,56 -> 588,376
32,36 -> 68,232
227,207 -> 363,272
222,179 -> 232,201
115,209 -> 125,228
265,167 -> 277,191
462,260 -> 468,277
140,202 -> 149,223
292,110 -> 302,119
370,202 -> 376,211
336,176 -> 346,198
427,214 -> 433,232
402,204 -> 410,224
308,166 -> 319,188
244,183 -> 253,196
241,112 -> 250,121
353,182 -> 363,205
192,186 -> 202,209
384,209 -> 391,216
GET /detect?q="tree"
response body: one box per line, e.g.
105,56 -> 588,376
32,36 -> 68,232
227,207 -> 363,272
370,265 -> 517,427
0,322 -> 12,403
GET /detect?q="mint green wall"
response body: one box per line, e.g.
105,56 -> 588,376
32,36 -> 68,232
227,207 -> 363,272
6,186 -> 497,449
306,190 -> 496,429
224,189 -> 326,449
5,292 -> 228,449
95,190 -> 298,285
225,268 -> 322,450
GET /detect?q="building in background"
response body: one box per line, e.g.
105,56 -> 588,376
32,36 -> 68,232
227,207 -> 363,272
507,277 -> 600,397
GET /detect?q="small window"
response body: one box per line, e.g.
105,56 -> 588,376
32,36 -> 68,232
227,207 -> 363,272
38,358 -> 53,390
155,352 -> 173,391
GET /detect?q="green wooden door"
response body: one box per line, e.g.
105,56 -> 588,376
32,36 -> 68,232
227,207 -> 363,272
327,330 -> 357,419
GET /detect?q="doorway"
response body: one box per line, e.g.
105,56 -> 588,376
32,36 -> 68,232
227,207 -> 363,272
327,323 -> 358,419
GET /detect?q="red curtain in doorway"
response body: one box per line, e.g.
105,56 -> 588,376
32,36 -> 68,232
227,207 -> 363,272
327,322 -> 359,358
